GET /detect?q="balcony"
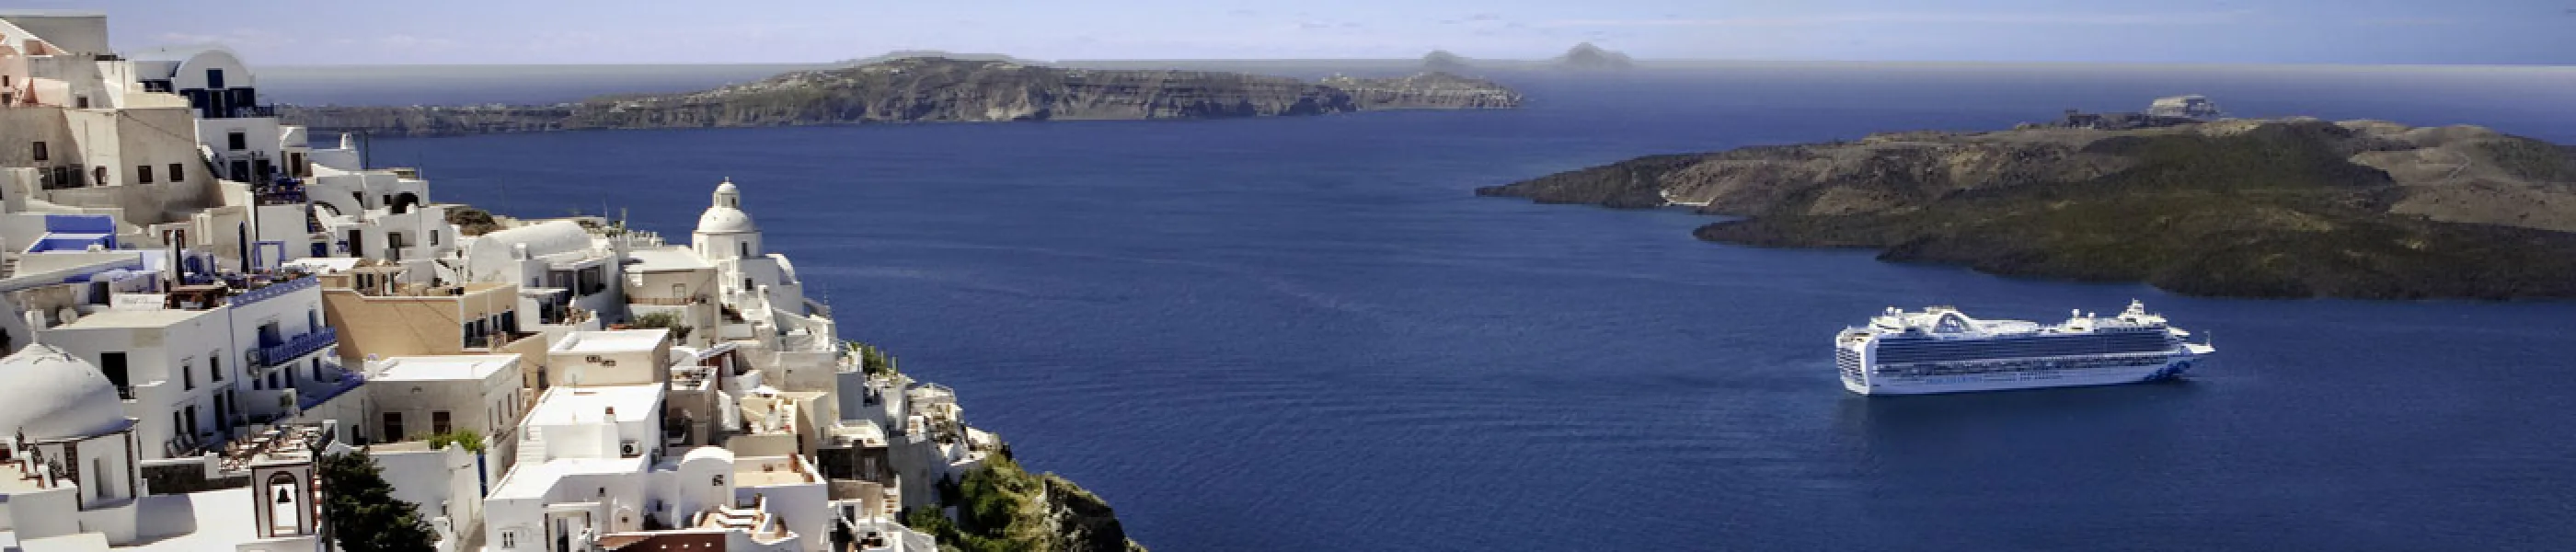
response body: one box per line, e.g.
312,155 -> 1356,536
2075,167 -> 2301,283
210,105 -> 276,119
627,294 -> 706,306
259,328 -> 338,368
253,178 -> 306,205
298,370 -> 364,410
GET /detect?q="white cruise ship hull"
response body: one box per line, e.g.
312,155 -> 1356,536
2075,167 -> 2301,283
1844,352 -> 2208,397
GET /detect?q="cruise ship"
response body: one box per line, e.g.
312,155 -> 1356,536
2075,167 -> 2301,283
1835,301 -> 2215,396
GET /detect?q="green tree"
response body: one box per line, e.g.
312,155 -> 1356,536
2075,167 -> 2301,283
631,311 -> 693,341
847,340 -> 898,377
427,430 -> 485,454
319,450 -> 439,552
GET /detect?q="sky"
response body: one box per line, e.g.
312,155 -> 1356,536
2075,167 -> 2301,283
26,0 -> 2576,65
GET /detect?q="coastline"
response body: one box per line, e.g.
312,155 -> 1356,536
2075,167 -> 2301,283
1478,116 -> 2576,300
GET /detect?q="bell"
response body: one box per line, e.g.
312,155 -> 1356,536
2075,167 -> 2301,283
276,488 -> 293,503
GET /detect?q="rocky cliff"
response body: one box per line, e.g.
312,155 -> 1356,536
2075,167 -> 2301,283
281,58 -> 1522,137
907,454 -> 1146,552
1322,72 -> 1524,109
1479,118 -> 2576,299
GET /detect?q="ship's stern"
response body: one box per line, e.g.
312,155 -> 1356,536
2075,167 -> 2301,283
1836,330 -> 1874,395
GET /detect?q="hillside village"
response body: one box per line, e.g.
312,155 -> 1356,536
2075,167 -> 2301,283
0,12 -> 1130,552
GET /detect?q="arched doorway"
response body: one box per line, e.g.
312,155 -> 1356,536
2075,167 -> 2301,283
389,191 -> 422,214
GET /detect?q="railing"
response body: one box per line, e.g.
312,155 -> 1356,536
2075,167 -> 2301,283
298,371 -> 364,410
627,295 -> 705,306
232,276 -> 317,306
213,105 -> 276,119
259,328 -> 338,368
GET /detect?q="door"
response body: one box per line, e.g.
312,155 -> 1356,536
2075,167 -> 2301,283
228,160 -> 250,180
100,352 -> 129,395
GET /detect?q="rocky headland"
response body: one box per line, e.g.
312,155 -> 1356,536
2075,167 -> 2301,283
280,57 -> 1524,137
1478,117 -> 2576,299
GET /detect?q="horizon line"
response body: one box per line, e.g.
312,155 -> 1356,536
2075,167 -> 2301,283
257,58 -> 2576,71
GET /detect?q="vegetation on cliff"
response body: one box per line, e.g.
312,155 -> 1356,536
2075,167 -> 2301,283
281,57 -> 1523,137
903,454 -> 1145,552
1479,118 -> 2576,299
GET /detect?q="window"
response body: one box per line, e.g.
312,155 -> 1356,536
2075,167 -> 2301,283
181,359 -> 194,390
499,531 -> 517,548
431,411 -> 452,434
739,242 -> 749,258
206,68 -> 224,89
136,165 -> 153,184
226,132 -> 247,151
169,163 -> 185,182
210,353 -> 223,382
100,352 -> 129,392
430,230 -> 440,246
312,358 -> 324,382
29,142 -> 42,162
74,96 -> 87,109
93,167 -> 106,186
383,412 -> 404,440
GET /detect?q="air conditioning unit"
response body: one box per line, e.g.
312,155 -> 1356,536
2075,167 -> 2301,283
619,439 -> 641,458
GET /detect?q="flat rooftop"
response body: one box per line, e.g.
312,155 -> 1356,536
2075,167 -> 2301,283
372,354 -> 520,382
555,328 -> 669,354
51,306 -> 219,329
733,455 -> 818,488
0,487 -> 307,552
487,456 -> 650,500
524,384 -> 662,426
626,247 -> 713,272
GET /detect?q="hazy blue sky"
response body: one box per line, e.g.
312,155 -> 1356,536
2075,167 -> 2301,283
30,0 -> 2576,65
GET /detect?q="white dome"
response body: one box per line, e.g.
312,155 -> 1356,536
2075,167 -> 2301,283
682,445 -> 735,465
696,206 -> 757,235
696,179 -> 756,235
0,345 -> 134,441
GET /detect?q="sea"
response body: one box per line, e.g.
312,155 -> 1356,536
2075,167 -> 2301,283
277,62 -> 2576,551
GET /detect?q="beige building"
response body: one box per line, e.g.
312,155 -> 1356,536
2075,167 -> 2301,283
543,328 -> 672,389
319,267 -> 550,387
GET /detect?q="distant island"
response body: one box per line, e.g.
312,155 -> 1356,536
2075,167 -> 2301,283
279,57 -> 1524,137
1551,42 -> 1634,71
1478,111 -> 2576,299
1422,50 -> 1474,74
832,50 -> 1052,67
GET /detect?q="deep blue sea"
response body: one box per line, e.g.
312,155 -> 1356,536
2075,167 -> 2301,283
317,63 -> 2576,551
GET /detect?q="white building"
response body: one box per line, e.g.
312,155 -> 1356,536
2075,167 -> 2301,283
29,274 -> 346,460
2146,95 -> 2224,119
0,344 -> 340,552
462,220 -> 627,326
366,354 -> 527,444
0,344 -> 155,546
